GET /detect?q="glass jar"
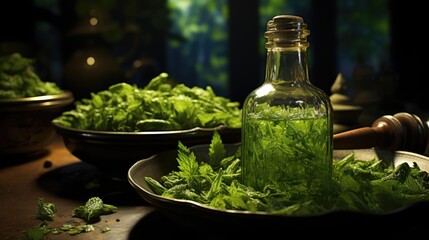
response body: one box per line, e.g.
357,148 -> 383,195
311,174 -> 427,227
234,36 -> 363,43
241,15 -> 333,200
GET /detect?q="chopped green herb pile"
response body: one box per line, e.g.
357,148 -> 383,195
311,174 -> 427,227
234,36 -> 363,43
53,72 -> 241,131
0,53 -> 63,99
22,197 -> 117,240
72,196 -> 118,223
145,131 -> 429,216
36,197 -> 56,221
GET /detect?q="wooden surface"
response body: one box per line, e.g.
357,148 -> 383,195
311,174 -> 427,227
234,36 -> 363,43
0,135 -> 160,240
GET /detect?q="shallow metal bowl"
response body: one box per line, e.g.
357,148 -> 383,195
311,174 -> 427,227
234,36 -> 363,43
128,144 -> 429,231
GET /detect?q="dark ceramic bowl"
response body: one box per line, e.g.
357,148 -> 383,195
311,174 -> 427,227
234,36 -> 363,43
0,91 -> 74,157
53,123 -> 241,178
128,144 -> 429,232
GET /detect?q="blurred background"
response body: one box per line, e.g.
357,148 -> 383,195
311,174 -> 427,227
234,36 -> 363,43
0,0 -> 425,119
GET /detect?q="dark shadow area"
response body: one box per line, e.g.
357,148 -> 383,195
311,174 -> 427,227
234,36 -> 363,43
128,211 -> 241,240
0,149 -> 50,168
37,161 -> 145,206
127,205 -> 426,239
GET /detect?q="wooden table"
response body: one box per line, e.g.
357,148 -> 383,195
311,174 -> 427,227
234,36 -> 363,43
0,135 -> 175,240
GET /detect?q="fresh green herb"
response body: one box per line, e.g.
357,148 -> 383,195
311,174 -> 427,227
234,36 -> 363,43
65,224 -> 95,236
72,197 -> 118,223
145,131 -> 429,216
53,72 -> 241,131
0,53 -> 63,99
22,222 -> 51,240
36,197 -> 56,221
333,155 -> 429,213
22,197 -> 117,239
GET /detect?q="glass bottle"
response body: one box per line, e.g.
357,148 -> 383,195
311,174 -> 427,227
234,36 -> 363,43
241,15 -> 333,200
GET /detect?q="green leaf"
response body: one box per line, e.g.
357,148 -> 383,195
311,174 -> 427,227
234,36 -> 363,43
21,222 -> 50,240
208,131 -> 225,170
381,162 -> 410,183
176,141 -> 199,179
144,177 -> 167,195
144,72 -> 170,90
206,169 -> 224,201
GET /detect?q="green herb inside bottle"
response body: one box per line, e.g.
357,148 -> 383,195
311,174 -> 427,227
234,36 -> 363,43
241,105 -> 332,199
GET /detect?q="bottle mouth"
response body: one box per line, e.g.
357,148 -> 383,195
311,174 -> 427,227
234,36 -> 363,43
267,15 -> 304,31
265,15 -> 310,49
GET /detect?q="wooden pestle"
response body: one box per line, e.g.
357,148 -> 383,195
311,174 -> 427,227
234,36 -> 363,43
333,112 -> 429,154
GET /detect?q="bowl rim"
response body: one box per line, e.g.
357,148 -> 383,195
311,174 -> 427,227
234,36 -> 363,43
0,91 -> 74,112
0,91 -> 73,103
52,120 -> 241,137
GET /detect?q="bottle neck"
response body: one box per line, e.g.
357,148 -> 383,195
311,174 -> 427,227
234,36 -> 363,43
263,15 -> 310,85
265,47 -> 309,84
